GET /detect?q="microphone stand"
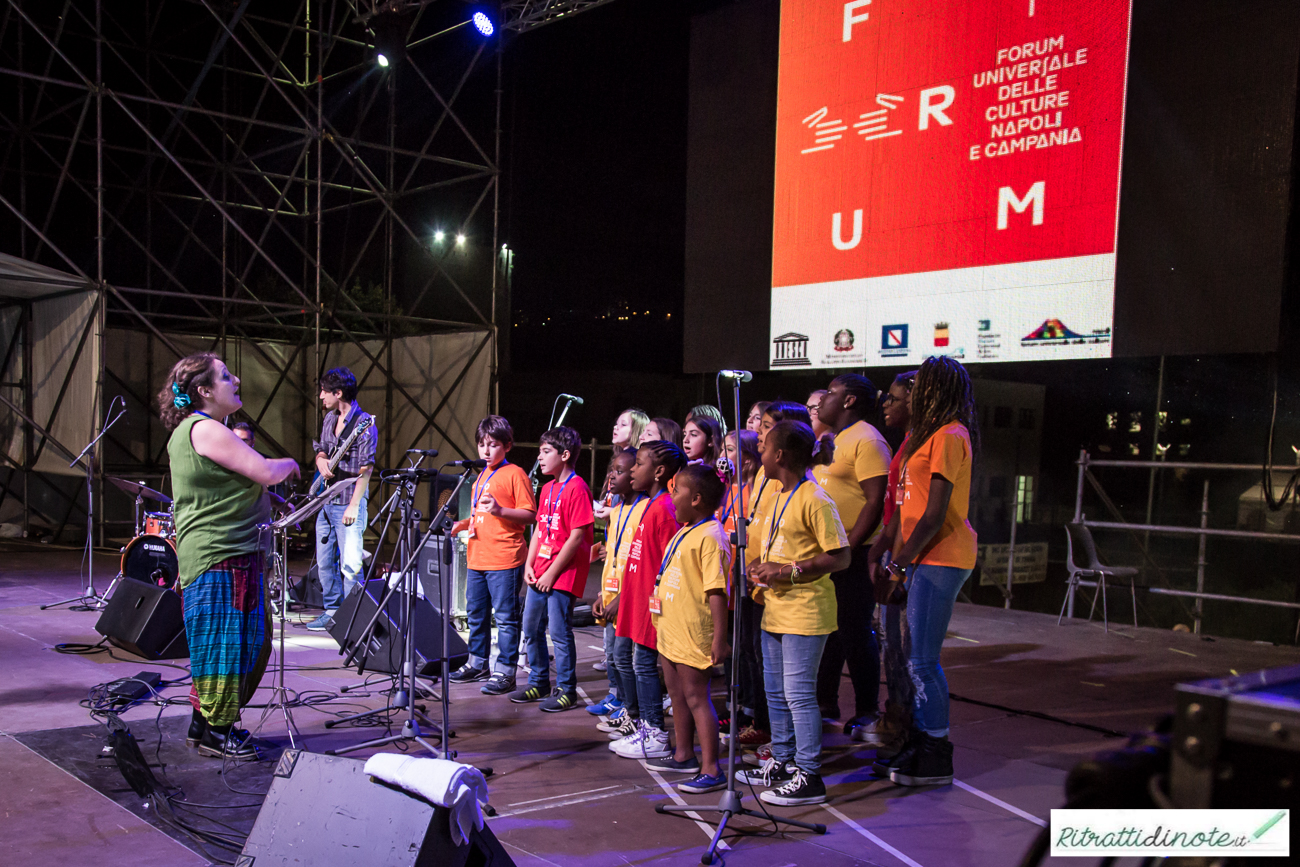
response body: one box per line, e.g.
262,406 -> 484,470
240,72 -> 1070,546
529,393 -> 579,490
42,397 -> 128,611
655,372 -> 826,863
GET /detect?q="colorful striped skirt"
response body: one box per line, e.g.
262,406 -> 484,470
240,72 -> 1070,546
181,552 -> 271,727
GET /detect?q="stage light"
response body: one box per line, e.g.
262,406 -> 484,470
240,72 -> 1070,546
472,11 -> 495,37
376,53 -> 390,68
434,230 -> 445,242
456,233 -> 467,246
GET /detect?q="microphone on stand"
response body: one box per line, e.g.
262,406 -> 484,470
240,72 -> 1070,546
558,393 -> 584,405
720,369 -> 753,383
446,459 -> 488,469
406,448 -> 440,456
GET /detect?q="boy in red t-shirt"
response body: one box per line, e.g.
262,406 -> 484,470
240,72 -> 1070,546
510,426 -> 594,712
450,416 -> 537,696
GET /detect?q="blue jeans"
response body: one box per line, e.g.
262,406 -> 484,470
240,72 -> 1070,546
611,635 -> 639,719
602,621 -> 619,697
466,567 -> 523,675
633,642 -> 663,730
762,630 -> 828,774
316,500 -> 367,613
906,564 -> 972,737
522,585 -> 577,694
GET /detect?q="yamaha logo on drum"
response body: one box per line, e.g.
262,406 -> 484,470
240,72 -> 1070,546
145,544 -> 166,553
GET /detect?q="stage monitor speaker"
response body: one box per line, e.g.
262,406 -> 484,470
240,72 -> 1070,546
289,562 -> 325,608
95,581 -> 188,660
417,533 -> 469,618
328,578 -> 468,676
238,750 -> 514,867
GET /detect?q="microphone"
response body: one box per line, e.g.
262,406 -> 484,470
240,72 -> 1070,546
406,448 -> 440,456
446,459 -> 488,469
720,369 -> 753,382
558,393 -> 584,405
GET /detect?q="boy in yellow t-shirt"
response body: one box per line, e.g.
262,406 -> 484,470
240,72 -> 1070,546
649,464 -> 732,794
588,448 -> 648,722
739,420 -> 850,808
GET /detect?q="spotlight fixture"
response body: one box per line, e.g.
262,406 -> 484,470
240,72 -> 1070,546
434,230 -> 445,243
472,11 -> 495,37
370,5 -> 412,69
456,234 -> 467,246
376,53 -> 390,68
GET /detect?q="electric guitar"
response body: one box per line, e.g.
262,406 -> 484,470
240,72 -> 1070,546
308,414 -> 374,497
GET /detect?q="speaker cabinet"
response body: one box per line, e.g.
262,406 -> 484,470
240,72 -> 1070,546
238,750 -> 514,867
95,581 -> 188,660
328,578 -> 468,676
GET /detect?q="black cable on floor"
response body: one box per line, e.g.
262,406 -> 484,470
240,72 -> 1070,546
948,692 -> 1127,738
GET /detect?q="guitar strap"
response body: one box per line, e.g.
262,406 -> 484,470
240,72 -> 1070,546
332,408 -> 363,462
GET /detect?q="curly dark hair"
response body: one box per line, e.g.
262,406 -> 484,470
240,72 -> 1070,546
156,353 -> 220,431
902,356 -> 979,465
540,425 -> 582,466
676,463 -> 726,515
319,367 -> 358,402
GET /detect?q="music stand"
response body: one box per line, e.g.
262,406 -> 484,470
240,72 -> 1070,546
655,373 -> 826,863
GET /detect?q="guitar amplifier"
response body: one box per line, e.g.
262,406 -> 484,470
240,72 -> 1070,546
416,532 -> 469,620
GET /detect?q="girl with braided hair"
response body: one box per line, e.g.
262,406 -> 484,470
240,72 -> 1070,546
868,356 -> 977,788
610,439 -> 686,760
158,353 -> 299,760
813,373 -> 892,733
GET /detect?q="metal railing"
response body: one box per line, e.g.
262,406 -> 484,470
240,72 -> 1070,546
1070,450 -> 1300,635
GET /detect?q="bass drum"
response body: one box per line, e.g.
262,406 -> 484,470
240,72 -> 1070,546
121,534 -> 179,589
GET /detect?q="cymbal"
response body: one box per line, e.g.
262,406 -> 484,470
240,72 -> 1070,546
107,476 -> 172,504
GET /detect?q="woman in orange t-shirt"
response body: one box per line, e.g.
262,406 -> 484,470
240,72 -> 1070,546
868,356 -> 978,789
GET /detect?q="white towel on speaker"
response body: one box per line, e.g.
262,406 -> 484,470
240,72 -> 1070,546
363,754 -> 489,847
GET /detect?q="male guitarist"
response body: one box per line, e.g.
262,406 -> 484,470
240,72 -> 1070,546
306,367 -> 378,631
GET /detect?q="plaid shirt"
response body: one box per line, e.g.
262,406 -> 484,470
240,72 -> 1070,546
313,406 -> 378,505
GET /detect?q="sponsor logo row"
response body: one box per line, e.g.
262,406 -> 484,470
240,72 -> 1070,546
771,318 -> 1111,366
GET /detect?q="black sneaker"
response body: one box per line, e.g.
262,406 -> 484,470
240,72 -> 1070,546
197,725 -> 259,761
508,684 -> 548,703
871,730 -> 917,777
644,754 -> 701,773
889,732 -> 953,786
735,757 -> 794,787
539,689 -> 579,712
480,672 -> 515,695
449,663 -> 491,683
759,768 -> 827,806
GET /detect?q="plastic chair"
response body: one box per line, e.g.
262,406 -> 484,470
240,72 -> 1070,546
1057,520 -> 1139,633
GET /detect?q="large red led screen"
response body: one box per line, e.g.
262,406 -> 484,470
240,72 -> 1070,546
769,0 -> 1132,368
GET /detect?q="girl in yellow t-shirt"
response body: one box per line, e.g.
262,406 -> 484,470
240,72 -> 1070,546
651,464 -> 732,793
868,356 -> 977,790
739,420 -> 850,808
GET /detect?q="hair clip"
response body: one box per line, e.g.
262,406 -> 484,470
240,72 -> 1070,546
171,381 -> 191,409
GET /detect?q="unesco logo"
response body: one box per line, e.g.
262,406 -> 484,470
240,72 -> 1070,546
772,332 -> 811,367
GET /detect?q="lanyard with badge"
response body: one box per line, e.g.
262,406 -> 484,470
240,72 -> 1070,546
468,462 -> 504,539
604,493 -> 646,593
537,472 -> 575,561
761,478 -> 805,563
719,481 -> 746,526
649,517 -> 713,615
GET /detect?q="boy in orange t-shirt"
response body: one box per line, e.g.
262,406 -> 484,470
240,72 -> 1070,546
450,416 -> 537,696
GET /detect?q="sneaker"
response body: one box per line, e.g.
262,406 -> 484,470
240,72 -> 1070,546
735,756 -> 794,787
449,663 -> 491,683
871,731 -> 918,777
305,614 -> 335,632
848,715 -> 895,745
645,753 -> 701,774
593,660 -> 608,672
760,768 -> 827,806
890,732 -> 954,786
539,689 -> 580,713
586,693 -> 622,716
737,724 -> 769,746
480,673 -> 515,696
614,722 -> 671,759
743,742 -> 774,767
596,706 -> 629,731
609,723 -> 645,752
197,726 -> 259,761
678,772 -> 727,794
663,695 -> 673,716
601,711 -> 639,740
508,684 -> 548,704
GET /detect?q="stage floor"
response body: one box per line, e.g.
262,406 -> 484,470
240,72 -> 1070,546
2,543 -> 1297,867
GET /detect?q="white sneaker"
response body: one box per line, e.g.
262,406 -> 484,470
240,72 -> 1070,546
614,722 -> 671,759
609,721 -> 647,753
663,695 -> 673,716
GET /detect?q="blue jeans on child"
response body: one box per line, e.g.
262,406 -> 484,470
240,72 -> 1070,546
465,567 -> 523,675
522,585 -> 577,694
315,500 -> 367,614
761,630 -> 828,774
633,642 -> 663,730
611,635 -> 639,719
905,563 -> 973,737
602,621 -> 619,698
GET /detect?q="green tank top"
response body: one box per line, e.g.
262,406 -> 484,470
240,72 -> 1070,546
168,413 -> 271,588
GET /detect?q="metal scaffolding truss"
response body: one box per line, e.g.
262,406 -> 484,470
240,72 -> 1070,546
502,0 -> 622,33
0,0 -> 534,539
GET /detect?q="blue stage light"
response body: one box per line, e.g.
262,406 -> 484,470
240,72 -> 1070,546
472,11 -> 494,37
